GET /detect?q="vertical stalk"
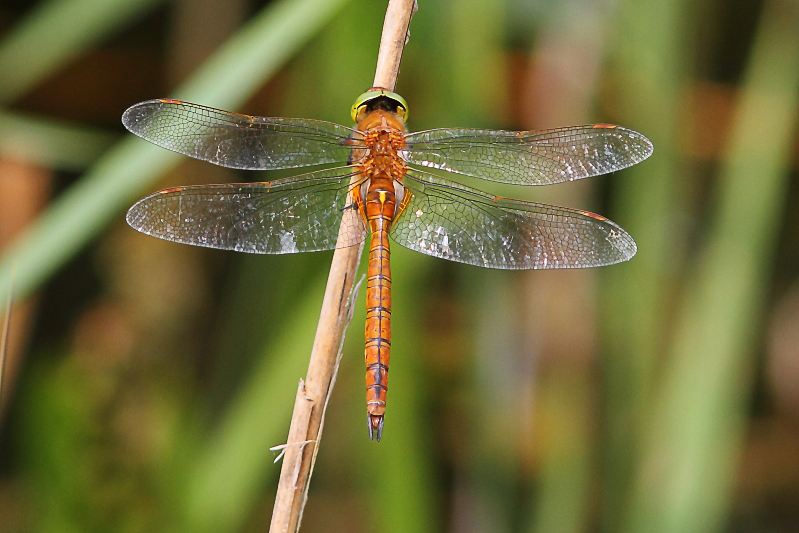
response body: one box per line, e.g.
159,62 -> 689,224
268,1 -> 417,532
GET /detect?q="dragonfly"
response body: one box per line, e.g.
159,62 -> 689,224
123,89 -> 652,441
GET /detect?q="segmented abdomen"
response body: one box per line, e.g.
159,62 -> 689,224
363,177 -> 396,441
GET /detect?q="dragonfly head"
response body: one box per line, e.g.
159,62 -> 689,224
351,88 -> 409,124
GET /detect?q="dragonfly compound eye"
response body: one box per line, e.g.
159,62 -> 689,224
351,88 -> 409,123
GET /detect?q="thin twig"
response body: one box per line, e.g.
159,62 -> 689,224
268,1 -> 416,532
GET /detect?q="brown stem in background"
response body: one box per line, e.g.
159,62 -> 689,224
0,160 -> 50,422
0,282 -> 10,412
268,1 -> 416,532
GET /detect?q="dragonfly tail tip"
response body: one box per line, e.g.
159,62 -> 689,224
367,415 -> 384,442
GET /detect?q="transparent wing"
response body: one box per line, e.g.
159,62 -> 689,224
122,99 -> 361,170
403,124 -> 653,185
391,170 -> 636,269
127,166 -> 367,254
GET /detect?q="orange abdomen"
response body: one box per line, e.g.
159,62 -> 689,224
354,109 -> 408,441
363,176 -> 396,441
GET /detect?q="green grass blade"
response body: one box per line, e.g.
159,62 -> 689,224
600,0 -> 691,526
0,0 -> 163,103
0,110 -> 117,170
623,1 -> 799,531
181,271 -> 328,533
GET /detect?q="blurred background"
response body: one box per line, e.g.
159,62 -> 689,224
0,0 -> 798,531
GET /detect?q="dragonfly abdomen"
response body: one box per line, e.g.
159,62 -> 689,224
363,176 -> 397,442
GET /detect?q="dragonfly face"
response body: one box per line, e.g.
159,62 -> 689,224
123,89 -> 653,440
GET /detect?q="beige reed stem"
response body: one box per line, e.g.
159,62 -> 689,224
268,1 -> 416,532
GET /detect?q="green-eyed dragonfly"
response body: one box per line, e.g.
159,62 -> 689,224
123,89 -> 652,440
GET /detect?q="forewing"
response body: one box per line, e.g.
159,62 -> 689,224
391,170 -> 636,269
403,125 -> 653,185
122,99 -> 360,170
127,166 -> 367,254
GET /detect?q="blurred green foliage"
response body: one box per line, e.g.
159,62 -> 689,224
1,0 -> 798,532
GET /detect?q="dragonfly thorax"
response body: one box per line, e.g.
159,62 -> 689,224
355,110 -> 407,179
351,110 -> 411,230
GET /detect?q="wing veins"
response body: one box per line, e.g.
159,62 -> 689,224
128,166 -> 367,254
395,170 -> 635,269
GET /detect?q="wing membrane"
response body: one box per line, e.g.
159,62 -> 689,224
122,99 -> 360,170
403,125 -> 653,185
127,166 -> 367,253
391,170 -> 636,269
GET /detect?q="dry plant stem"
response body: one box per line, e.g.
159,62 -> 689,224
373,0 -> 416,90
268,236 -> 362,533
268,1 -> 416,532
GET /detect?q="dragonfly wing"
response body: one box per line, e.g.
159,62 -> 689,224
127,166 -> 367,253
403,125 -> 653,185
122,99 -> 360,170
391,170 -> 636,269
